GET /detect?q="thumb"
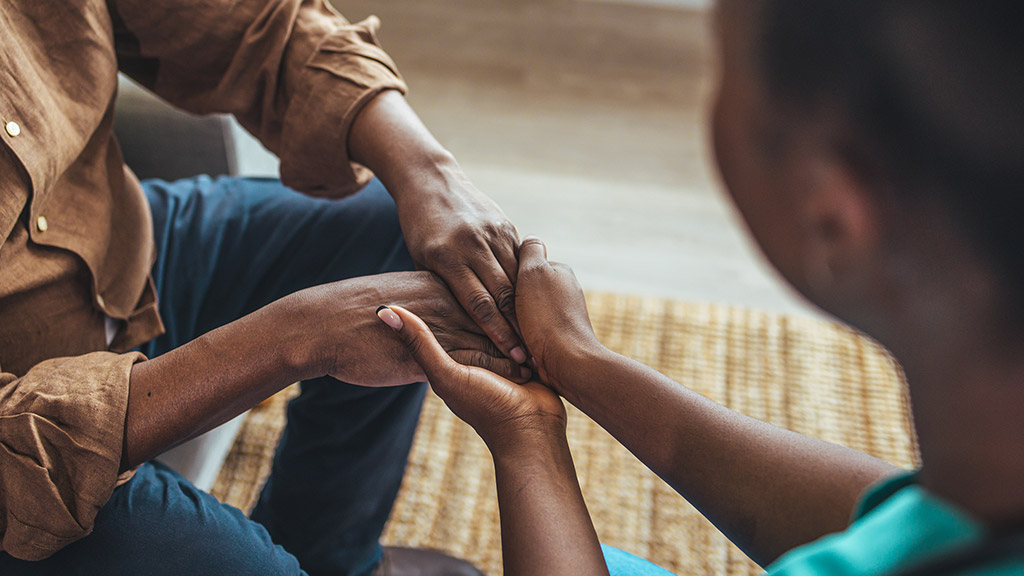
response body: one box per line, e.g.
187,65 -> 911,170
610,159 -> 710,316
517,235 -> 549,270
377,305 -> 462,384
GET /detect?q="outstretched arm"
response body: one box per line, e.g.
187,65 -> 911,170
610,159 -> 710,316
123,272 -> 527,471
377,304 -> 609,576
513,237 -> 899,567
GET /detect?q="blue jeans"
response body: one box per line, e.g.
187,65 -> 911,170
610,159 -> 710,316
1,176 -> 423,576
0,176 -> 675,575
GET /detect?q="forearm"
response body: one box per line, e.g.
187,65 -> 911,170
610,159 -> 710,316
492,434 -> 609,576
349,89 -> 460,202
122,293 -> 319,471
559,346 -> 897,566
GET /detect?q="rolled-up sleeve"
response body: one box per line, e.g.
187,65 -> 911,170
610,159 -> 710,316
0,352 -> 144,561
109,0 -> 407,197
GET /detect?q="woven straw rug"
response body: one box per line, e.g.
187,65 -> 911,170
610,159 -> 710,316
211,292 -> 917,575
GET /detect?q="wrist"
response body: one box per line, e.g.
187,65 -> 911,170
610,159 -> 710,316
348,90 -> 460,205
270,290 -> 332,382
384,149 -> 462,208
545,342 -> 615,404
489,423 -> 572,470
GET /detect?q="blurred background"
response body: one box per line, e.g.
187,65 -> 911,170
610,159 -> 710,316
245,0 -> 816,318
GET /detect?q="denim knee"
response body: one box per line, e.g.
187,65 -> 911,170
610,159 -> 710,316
13,462 -> 309,576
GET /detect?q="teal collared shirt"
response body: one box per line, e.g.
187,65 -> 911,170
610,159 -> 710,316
765,472 -> 1021,575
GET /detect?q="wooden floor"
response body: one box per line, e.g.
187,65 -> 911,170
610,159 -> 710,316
325,0 -> 817,317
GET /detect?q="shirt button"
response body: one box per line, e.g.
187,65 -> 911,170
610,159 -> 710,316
36,216 -> 48,232
5,121 -> 21,137
96,294 -> 106,308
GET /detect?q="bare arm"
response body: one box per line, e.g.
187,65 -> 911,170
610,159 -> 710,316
121,272 -> 527,471
493,435 -> 607,576
514,238 -> 898,567
122,292 -> 312,471
561,347 -> 895,566
123,91 -> 532,470
378,305 -> 609,576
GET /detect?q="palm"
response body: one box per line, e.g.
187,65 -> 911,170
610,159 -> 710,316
434,365 -> 566,442
380,303 -> 567,448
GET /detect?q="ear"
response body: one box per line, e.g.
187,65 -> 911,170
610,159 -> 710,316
799,154 -> 882,298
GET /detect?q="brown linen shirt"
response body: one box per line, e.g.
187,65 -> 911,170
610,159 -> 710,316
0,0 -> 406,561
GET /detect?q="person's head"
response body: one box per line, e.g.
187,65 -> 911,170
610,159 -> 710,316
711,0 -> 1024,343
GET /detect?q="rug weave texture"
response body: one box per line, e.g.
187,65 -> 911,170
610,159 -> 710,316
211,292 -> 918,575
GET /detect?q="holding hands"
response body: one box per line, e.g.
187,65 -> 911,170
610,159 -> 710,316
298,271 -> 531,388
394,171 -> 528,366
376,236 -> 600,442
376,303 -> 566,455
377,236 -> 611,576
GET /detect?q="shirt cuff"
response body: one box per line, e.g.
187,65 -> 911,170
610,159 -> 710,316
0,351 -> 144,560
279,16 -> 408,198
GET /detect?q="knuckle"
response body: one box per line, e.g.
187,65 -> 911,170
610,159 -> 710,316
494,284 -> 516,313
468,292 -> 499,322
432,247 -> 460,268
518,259 -> 545,276
493,359 -> 518,380
474,352 -> 497,371
461,350 -> 494,372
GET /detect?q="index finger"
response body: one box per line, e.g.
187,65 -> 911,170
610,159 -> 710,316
446,265 -> 528,364
377,305 -> 463,385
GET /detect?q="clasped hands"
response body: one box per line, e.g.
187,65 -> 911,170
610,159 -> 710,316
293,234 -> 594,451
377,237 -> 601,454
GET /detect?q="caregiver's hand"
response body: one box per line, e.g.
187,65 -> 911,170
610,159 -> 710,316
377,304 -> 610,576
376,304 -> 566,455
514,237 -> 605,399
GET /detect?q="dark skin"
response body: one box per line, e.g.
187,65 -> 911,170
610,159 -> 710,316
391,240 -> 894,570
388,0 -> 1024,571
121,92 -> 529,470
378,301 -> 608,576
351,91 -> 527,365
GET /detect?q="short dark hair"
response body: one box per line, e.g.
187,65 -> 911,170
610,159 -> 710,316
757,1 -> 1024,294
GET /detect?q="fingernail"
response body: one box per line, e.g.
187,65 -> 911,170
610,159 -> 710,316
529,356 -> 538,370
376,305 -> 403,331
510,346 -> 527,364
523,235 -> 539,241
519,366 -> 533,380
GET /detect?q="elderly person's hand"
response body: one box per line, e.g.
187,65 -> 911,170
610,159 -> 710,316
350,91 -> 527,369
300,271 -> 531,387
